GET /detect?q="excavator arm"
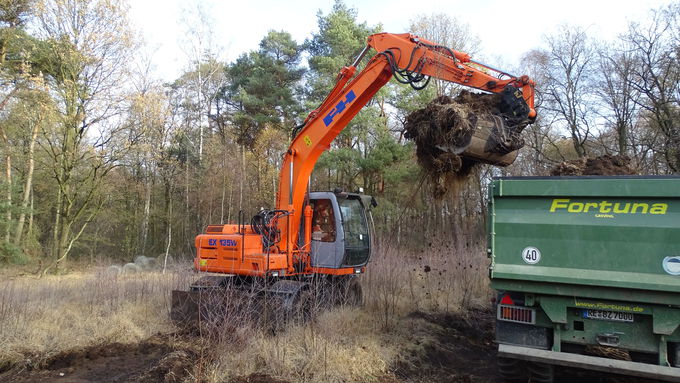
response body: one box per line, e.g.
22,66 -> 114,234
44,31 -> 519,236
273,32 -> 535,259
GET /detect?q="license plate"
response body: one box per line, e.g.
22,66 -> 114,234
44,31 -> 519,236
583,309 -> 634,323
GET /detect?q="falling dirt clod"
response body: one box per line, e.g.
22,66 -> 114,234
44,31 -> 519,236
550,154 -> 637,176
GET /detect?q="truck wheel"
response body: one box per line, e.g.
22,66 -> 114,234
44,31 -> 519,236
527,362 -> 554,383
497,357 -> 526,382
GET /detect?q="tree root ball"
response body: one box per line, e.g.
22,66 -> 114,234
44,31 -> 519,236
404,92 -> 505,198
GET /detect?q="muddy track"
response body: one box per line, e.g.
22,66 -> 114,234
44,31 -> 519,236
1,313 -> 666,383
2,334 -> 198,383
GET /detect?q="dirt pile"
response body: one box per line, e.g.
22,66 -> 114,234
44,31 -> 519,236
550,154 -> 637,176
392,308 -> 498,383
4,335 -> 197,383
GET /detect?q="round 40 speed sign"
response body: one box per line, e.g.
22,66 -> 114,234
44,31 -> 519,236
522,246 -> 541,264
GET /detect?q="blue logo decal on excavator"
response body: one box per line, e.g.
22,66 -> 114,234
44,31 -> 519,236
220,239 -> 237,247
208,239 -> 237,247
323,90 -> 356,127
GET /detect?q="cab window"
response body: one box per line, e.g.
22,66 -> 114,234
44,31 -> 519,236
338,197 -> 370,265
311,199 -> 336,242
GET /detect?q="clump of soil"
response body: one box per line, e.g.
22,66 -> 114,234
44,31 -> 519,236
551,154 -> 636,176
404,91 -> 524,198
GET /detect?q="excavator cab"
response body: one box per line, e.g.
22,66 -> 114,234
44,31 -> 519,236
307,191 -> 375,269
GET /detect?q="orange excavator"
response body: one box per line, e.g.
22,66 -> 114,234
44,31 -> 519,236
171,32 -> 535,323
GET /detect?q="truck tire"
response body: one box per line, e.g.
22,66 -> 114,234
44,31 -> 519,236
527,361 -> 554,383
498,357 -> 526,382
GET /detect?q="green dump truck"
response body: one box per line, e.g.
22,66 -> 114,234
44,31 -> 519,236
489,176 -> 680,382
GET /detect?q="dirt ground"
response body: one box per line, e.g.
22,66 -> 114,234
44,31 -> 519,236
1,334 -> 198,383
1,308 -> 665,383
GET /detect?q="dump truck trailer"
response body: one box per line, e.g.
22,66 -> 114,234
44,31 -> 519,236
489,176 -> 680,382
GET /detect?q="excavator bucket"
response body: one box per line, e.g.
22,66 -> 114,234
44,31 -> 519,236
170,287 -> 255,325
405,86 -> 532,171
170,290 -> 209,323
437,114 -> 520,167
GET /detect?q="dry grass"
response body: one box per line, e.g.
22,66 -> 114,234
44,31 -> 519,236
0,237 -> 492,382
207,308 -> 395,383
203,238 -> 492,383
364,238 -> 491,330
0,266 -> 193,369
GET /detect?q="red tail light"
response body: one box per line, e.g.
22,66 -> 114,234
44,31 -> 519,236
500,294 -> 515,305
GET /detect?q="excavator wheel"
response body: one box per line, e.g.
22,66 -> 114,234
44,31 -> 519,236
291,288 -> 317,324
341,277 -> 363,307
260,281 -> 318,332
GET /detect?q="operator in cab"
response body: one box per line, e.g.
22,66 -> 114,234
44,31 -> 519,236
312,199 -> 336,242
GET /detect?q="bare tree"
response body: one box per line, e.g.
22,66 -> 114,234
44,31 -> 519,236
514,49 -> 569,172
409,13 -> 481,96
595,40 -> 641,156
624,4 -> 680,172
35,0 -> 136,271
541,25 -> 596,158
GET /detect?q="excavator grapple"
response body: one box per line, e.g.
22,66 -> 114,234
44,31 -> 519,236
405,85 -> 534,173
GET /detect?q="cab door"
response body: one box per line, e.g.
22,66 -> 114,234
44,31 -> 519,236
308,192 -> 345,268
337,195 -> 371,267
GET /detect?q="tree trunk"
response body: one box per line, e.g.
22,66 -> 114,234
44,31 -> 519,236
220,146 -> 227,223
27,190 -> 33,238
239,145 -> 244,214
618,122 -> 627,156
140,172 -> 151,255
14,121 -> 39,245
4,151 -> 10,243
163,181 -> 174,274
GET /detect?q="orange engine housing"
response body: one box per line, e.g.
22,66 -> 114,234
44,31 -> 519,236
195,224 -> 288,277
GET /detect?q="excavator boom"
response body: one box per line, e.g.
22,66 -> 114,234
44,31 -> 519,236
275,32 -> 535,258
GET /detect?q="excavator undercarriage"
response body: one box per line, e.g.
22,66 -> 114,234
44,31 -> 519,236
171,274 -> 362,328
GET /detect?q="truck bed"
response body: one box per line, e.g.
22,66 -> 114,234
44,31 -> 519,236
489,176 -> 680,305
